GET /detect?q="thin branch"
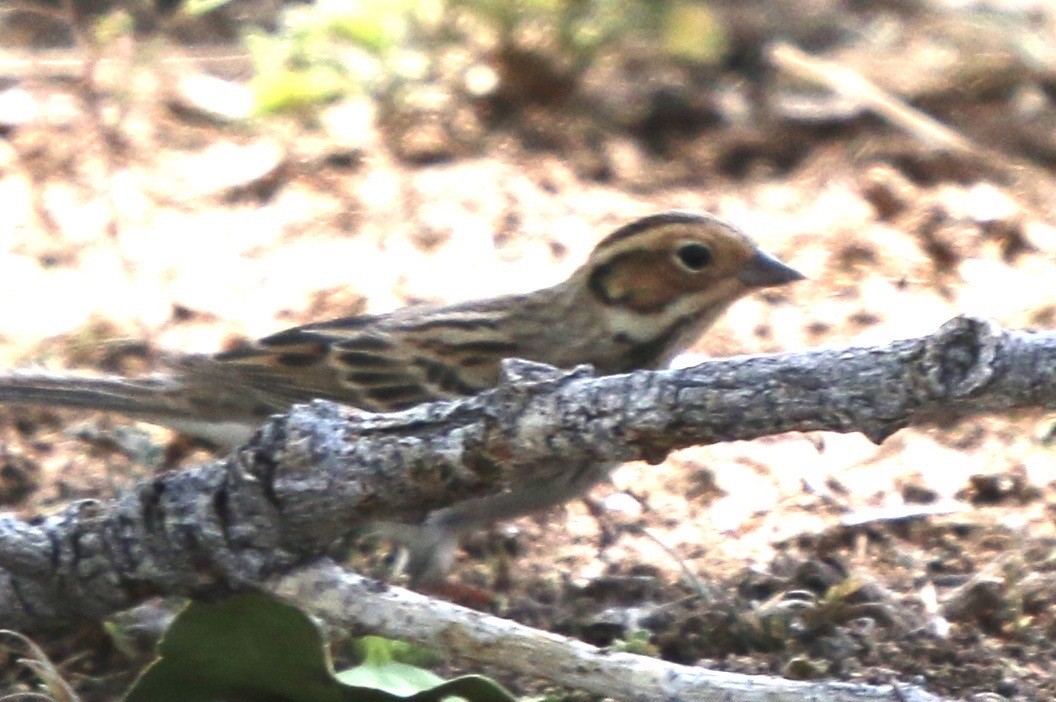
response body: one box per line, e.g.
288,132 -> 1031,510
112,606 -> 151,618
0,46 -> 254,81
268,560 -> 950,702
765,41 -> 1056,220
767,41 -> 976,155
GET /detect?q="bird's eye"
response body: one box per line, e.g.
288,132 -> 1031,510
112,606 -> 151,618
675,242 -> 712,271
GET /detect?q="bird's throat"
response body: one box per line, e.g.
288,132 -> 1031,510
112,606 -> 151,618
604,296 -> 737,372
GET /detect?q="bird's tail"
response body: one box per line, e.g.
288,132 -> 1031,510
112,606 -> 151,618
0,369 -> 184,418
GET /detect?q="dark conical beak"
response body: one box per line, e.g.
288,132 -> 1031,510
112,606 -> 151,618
738,250 -> 805,288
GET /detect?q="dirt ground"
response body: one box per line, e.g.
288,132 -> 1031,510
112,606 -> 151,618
4,2 -> 1056,700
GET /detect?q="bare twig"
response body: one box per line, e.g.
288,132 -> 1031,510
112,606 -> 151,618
767,41 -> 976,155
269,560 -> 949,702
632,525 -> 711,598
767,41 -> 1056,220
0,46 -> 254,81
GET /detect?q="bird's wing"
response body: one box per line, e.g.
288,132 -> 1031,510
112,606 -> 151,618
190,316 -> 489,416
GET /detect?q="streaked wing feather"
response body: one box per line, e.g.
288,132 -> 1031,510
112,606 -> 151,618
198,301 -> 530,414
204,325 -> 469,413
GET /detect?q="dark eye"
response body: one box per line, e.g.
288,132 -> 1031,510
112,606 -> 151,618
675,242 -> 712,271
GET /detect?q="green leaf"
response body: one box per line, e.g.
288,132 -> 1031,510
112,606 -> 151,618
338,660 -> 447,696
251,65 -> 349,115
326,12 -> 405,54
337,637 -> 445,695
123,593 -> 517,702
663,1 -> 728,65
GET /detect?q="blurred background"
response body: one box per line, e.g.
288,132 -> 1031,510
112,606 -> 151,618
3,1 -> 1056,699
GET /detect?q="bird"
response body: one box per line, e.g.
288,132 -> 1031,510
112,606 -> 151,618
0,211 -> 803,582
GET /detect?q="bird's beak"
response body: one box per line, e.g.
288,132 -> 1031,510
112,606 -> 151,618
738,250 -> 805,288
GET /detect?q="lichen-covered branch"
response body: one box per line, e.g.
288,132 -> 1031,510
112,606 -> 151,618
1,315 -> 1054,630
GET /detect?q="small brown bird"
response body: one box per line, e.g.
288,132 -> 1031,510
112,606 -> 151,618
0,211 -> 802,581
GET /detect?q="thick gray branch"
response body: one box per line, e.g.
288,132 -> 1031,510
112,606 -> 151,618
0,315 -> 1052,630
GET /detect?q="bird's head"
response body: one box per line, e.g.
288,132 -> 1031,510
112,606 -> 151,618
573,211 -> 804,366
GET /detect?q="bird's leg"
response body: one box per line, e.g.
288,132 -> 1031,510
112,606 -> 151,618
402,460 -> 618,585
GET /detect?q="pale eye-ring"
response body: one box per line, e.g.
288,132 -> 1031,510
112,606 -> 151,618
675,242 -> 712,271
